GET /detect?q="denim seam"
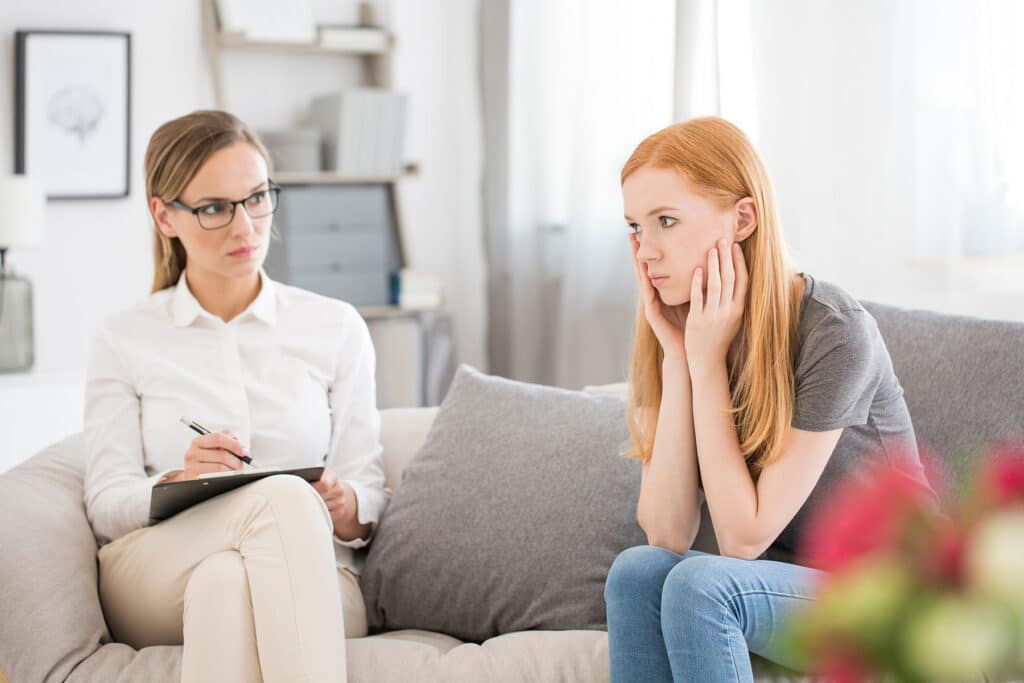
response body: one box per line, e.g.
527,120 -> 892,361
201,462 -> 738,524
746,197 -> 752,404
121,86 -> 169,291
726,619 -> 744,683
725,589 -> 816,607
723,589 -> 817,637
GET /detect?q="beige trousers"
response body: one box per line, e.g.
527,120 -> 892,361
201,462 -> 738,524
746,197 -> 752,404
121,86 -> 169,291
98,474 -> 367,683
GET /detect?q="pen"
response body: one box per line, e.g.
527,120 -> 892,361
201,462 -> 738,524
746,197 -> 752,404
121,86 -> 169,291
179,416 -> 253,465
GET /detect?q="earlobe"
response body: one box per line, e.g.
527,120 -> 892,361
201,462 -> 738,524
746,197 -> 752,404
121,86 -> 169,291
156,220 -> 176,239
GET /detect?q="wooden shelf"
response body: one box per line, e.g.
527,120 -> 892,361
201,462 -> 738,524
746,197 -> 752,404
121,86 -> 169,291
357,305 -> 446,320
274,165 -> 419,185
218,31 -> 394,56
358,305 -> 410,319
203,0 -> 395,105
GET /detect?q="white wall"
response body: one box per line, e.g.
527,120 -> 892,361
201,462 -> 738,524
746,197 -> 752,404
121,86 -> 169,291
0,0 -> 487,377
0,2 -> 211,374
389,0 -> 487,372
745,0 -> 1024,324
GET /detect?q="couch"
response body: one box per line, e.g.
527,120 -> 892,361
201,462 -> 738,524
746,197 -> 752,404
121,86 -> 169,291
1,300 -> 1022,682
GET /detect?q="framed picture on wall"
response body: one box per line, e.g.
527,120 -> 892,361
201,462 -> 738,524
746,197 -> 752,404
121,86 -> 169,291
14,31 -> 131,200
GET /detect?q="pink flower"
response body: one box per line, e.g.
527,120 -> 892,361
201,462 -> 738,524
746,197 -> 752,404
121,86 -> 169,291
918,522 -> 967,588
983,444 -> 1024,505
800,452 -> 937,572
820,648 -> 869,683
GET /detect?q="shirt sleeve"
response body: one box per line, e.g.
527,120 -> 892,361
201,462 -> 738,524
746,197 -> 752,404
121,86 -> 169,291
792,308 -> 881,432
83,324 -> 175,545
325,306 -> 391,549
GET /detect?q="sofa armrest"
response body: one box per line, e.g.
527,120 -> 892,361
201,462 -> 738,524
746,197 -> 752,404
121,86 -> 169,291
379,407 -> 439,491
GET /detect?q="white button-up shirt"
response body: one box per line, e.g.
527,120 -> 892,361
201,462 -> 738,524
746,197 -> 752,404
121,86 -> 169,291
83,271 -> 390,574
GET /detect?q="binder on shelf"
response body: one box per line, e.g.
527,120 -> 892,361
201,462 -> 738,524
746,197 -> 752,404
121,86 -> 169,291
308,90 -> 407,178
396,269 -> 444,311
216,0 -> 316,44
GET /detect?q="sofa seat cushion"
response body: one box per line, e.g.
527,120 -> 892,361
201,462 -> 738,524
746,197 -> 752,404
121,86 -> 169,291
348,629 -> 609,683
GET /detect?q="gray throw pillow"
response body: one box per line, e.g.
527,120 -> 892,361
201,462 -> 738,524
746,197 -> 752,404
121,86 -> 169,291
361,365 -> 646,643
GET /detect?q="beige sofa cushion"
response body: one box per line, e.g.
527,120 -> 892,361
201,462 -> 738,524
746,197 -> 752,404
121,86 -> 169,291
348,629 -> 609,683
379,406 -> 438,487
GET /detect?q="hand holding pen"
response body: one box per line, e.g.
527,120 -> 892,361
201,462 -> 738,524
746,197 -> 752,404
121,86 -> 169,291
160,417 -> 254,483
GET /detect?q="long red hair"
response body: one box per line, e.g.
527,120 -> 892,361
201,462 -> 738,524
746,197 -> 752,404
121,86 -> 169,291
623,117 -> 803,476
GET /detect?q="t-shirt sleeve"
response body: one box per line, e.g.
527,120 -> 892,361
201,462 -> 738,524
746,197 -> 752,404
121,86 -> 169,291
792,308 -> 881,432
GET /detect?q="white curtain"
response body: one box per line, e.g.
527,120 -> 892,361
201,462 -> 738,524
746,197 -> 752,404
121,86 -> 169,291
484,0 -> 1024,388
694,0 -> 1024,319
488,0 -> 676,387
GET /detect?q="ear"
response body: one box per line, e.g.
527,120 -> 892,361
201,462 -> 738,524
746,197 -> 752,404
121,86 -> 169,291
150,196 -> 178,239
734,197 -> 757,242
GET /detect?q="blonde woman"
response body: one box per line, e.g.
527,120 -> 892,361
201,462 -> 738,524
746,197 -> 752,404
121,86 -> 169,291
603,117 -> 936,682
84,110 -> 388,682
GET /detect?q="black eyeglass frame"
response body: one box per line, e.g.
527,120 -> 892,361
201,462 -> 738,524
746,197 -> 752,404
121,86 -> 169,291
166,183 -> 282,230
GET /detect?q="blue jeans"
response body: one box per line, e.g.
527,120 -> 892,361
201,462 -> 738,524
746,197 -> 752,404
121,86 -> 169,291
604,545 -> 825,683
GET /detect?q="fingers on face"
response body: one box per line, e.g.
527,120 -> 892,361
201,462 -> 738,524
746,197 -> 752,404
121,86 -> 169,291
706,247 -> 721,306
690,265 -> 703,311
707,239 -> 747,307
733,243 -> 748,300
719,240 -> 735,297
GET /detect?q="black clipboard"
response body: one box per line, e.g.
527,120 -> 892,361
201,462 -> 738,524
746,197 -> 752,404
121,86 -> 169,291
148,467 -> 325,524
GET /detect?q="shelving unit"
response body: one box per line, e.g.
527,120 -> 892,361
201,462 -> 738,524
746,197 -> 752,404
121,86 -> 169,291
198,2 -> 455,407
273,166 -> 418,186
202,0 -> 395,106
216,31 -> 394,55
200,0 -> 411,313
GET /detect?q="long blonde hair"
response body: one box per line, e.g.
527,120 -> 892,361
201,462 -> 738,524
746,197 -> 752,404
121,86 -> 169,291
143,110 -> 272,292
623,117 -> 802,476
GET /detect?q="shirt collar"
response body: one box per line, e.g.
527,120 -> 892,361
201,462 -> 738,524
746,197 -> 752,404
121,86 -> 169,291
248,270 -> 278,326
171,270 -> 277,327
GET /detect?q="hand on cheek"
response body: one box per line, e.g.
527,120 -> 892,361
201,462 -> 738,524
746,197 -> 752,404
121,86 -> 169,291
684,238 -> 748,370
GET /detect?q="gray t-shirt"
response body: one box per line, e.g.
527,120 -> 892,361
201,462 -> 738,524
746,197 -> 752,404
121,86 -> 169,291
764,272 -> 936,565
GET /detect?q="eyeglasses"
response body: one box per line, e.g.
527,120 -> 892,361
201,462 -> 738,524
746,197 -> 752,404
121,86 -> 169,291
167,184 -> 281,230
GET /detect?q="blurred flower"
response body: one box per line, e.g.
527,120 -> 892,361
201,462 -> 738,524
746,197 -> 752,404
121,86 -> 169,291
786,440 -> 1024,682
819,649 -> 869,683
812,556 -> 913,648
966,507 -> 1024,608
982,445 -> 1024,506
799,454 -> 937,573
916,520 -> 967,588
901,595 -> 1016,682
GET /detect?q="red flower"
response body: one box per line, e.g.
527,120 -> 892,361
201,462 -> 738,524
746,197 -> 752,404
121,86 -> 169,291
800,452 -> 938,572
820,648 -> 869,683
983,444 -> 1024,505
919,522 -> 967,587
